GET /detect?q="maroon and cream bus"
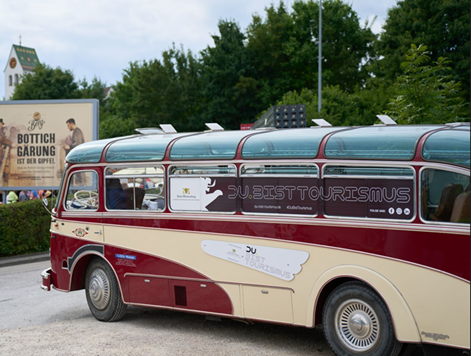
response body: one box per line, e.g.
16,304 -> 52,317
41,123 -> 470,356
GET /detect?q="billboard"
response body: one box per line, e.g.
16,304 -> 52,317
0,99 -> 98,189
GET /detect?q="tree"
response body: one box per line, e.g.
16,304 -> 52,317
372,0 -> 470,99
199,20 -> 261,129
11,63 -> 80,100
101,45 -> 202,138
246,0 -> 376,107
275,85 -> 386,127
385,44 -> 469,124
79,77 -> 107,104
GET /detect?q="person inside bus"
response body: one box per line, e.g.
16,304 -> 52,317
106,174 -> 127,210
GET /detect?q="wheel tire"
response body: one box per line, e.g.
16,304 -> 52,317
322,281 -> 402,356
85,258 -> 127,322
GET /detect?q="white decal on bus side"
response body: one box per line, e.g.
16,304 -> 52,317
201,240 -> 309,281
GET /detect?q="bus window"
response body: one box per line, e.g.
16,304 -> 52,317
65,171 -> 99,210
421,168 -> 470,223
105,166 -> 165,211
169,165 -> 236,212
323,166 -> 415,220
240,164 -> 318,216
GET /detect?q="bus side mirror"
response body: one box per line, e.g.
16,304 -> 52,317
41,191 -> 57,216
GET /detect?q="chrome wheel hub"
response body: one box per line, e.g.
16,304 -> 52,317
335,299 -> 380,352
88,268 -> 110,310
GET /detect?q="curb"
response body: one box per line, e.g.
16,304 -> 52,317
0,251 -> 50,268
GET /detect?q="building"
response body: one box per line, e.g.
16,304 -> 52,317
3,45 -> 39,100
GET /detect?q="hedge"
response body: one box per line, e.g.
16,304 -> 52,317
0,199 -> 51,257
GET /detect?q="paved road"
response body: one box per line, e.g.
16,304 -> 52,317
0,261 -> 334,356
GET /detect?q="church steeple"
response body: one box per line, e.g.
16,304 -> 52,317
4,43 -> 39,100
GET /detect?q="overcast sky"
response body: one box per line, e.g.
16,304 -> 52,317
0,0 -> 398,100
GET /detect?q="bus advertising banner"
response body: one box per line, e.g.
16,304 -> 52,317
0,99 -> 98,189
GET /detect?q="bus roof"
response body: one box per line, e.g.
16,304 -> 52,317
422,126 -> 470,167
66,124 -> 470,167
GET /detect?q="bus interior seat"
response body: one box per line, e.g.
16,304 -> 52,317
124,187 -> 146,210
450,191 -> 470,224
430,183 -> 463,222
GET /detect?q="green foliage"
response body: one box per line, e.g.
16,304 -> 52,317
0,200 -> 51,257
79,76 -> 107,104
385,44 -> 469,124
373,0 -> 470,99
12,63 -> 80,100
275,83 -> 395,127
246,0 -> 376,107
101,45 -> 202,138
200,20 -> 262,130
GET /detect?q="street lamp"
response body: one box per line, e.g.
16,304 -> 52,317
318,0 -> 322,113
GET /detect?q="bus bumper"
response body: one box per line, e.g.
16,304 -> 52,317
40,268 -> 53,291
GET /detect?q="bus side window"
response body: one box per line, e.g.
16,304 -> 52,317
421,169 -> 470,223
65,171 -> 99,210
105,167 -> 165,211
141,178 -> 165,211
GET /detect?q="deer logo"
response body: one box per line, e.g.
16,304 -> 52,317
201,178 -> 223,211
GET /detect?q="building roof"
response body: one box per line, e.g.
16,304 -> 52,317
13,45 -> 39,70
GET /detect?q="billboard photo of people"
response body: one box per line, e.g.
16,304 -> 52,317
0,100 -> 98,189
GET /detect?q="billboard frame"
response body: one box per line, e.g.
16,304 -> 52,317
0,99 -> 99,202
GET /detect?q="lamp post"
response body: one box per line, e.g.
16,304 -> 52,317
318,0 -> 322,113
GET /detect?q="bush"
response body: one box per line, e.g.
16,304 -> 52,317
0,199 -> 51,257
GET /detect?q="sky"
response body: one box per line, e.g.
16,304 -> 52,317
0,0 -> 398,100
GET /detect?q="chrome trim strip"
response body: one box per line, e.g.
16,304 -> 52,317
62,159 -> 471,171
40,268 -> 51,279
240,162 -> 319,178
321,163 -> 415,178
97,212 -> 470,235
241,211 -> 318,218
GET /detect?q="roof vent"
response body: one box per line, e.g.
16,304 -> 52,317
446,122 -> 470,127
312,119 -> 332,127
205,123 -> 225,131
376,115 -> 397,126
135,128 -> 164,134
159,124 -> 178,133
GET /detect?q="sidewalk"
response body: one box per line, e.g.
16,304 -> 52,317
0,251 -> 50,268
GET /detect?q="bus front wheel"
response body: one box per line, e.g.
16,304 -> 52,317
322,281 -> 402,356
85,258 -> 127,322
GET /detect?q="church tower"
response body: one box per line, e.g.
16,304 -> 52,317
3,43 -> 39,100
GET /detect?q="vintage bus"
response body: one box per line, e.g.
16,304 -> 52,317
41,123 -> 470,356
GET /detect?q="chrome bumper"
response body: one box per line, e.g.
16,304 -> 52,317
41,268 -> 52,291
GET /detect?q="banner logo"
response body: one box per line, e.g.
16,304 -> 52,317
28,112 -> 45,131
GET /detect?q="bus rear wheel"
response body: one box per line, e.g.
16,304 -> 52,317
322,281 -> 402,356
85,258 -> 127,322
